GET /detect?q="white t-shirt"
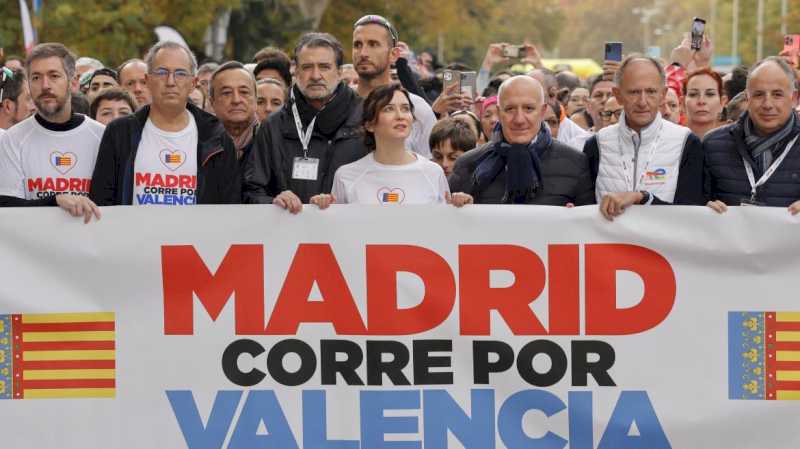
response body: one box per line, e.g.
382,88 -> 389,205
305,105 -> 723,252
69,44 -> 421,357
406,93 -> 435,158
331,152 -> 449,205
556,117 -> 593,151
133,113 -> 199,206
0,115 -> 104,200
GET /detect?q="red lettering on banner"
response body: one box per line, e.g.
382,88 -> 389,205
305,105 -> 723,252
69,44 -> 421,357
459,245 -> 547,335
266,244 -> 366,334
548,244 -> 581,335
161,243 -> 677,336
162,245 -> 264,335
27,178 -> 43,191
366,245 -> 456,335
584,244 -> 676,335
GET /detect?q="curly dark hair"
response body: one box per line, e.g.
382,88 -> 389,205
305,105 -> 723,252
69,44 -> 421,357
361,83 -> 415,151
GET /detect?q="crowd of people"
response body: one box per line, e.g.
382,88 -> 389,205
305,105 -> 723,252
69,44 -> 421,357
2,14 -> 800,224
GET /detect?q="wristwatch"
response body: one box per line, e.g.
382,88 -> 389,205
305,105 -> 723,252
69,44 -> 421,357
638,190 -> 651,204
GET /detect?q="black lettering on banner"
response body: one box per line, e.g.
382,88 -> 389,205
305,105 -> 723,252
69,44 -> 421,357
472,340 -> 515,384
366,340 -> 411,386
571,340 -> 617,387
266,338 -> 316,386
320,339 -> 365,386
221,339 -> 266,387
517,340 -> 568,387
413,339 -> 453,385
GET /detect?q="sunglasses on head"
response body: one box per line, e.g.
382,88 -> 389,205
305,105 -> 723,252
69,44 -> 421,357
0,67 -> 14,103
353,15 -> 399,46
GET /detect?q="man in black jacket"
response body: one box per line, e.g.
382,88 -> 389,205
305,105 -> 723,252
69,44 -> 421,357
449,76 -> 595,206
90,42 -> 240,206
243,32 -> 367,212
705,56 -> 800,214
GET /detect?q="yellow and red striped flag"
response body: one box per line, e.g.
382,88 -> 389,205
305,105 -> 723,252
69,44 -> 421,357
0,312 -> 115,400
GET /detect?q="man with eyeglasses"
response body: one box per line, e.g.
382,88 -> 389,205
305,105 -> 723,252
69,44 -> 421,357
0,67 -> 35,133
589,76 -> 615,131
583,55 -> 704,221
0,43 -> 104,222
352,14 -> 435,158
600,96 -> 623,128
90,41 -> 240,206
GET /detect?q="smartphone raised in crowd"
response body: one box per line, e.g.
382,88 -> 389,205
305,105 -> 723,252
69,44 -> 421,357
783,34 -> 800,67
460,71 -> 477,99
604,42 -> 623,62
442,70 -> 460,95
691,17 -> 706,51
502,45 -> 523,59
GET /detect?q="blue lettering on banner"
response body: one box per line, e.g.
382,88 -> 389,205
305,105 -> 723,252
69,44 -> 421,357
166,389 -> 671,449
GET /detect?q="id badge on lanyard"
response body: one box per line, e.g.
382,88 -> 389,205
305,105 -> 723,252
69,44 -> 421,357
291,96 -> 320,181
741,134 -> 799,204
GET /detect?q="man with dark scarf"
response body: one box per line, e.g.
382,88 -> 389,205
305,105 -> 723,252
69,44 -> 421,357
449,76 -> 595,205
243,32 -> 367,212
704,57 -> 800,214
209,61 -> 259,164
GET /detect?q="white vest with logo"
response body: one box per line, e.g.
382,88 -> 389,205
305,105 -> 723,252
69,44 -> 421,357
595,113 -> 691,203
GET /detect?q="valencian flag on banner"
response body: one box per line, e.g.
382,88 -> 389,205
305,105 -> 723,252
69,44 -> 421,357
729,311 -> 800,400
0,312 -> 115,399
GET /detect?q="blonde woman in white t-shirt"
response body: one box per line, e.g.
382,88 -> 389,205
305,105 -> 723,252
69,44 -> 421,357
311,85 -> 471,208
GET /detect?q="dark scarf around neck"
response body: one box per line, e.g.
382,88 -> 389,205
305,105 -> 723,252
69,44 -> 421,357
473,124 -> 552,204
743,111 -> 799,174
293,82 -> 352,138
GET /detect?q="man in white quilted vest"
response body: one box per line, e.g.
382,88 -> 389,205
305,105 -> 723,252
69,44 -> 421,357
582,54 -> 705,221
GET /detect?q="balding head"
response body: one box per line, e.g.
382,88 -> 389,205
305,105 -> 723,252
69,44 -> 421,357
497,75 -> 547,144
746,56 -> 799,135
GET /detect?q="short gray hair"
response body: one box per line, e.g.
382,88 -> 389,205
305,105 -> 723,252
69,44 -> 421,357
747,56 -> 797,92
76,57 -> 103,71
614,54 -> 665,87
144,41 -> 198,75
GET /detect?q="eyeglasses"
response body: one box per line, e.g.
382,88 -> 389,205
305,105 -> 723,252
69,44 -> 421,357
0,67 -> 14,102
600,109 -> 623,119
149,68 -> 192,82
354,15 -> 399,45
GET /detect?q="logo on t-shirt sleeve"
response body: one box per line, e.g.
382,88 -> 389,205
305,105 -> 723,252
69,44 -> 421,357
50,152 -> 77,175
160,149 -> 186,171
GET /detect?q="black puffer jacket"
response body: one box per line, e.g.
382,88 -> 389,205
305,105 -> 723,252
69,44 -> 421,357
243,83 -> 367,204
449,140 -> 596,205
704,116 -> 800,206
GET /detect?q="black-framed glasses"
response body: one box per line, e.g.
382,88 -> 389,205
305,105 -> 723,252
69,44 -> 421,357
149,68 -> 192,82
354,15 -> 399,45
0,67 -> 14,103
600,109 -> 623,119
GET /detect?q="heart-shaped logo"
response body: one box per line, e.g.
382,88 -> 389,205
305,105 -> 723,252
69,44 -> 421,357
159,149 -> 187,171
377,187 -> 405,204
50,151 -> 77,175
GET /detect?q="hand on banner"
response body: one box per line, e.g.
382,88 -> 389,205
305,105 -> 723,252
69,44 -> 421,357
56,194 -> 101,223
788,200 -> 800,215
706,200 -> 728,214
310,193 -> 336,210
273,190 -> 303,214
446,191 -> 474,207
600,191 -> 643,221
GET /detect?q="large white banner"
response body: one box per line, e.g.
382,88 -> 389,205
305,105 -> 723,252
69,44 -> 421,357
0,205 -> 799,449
